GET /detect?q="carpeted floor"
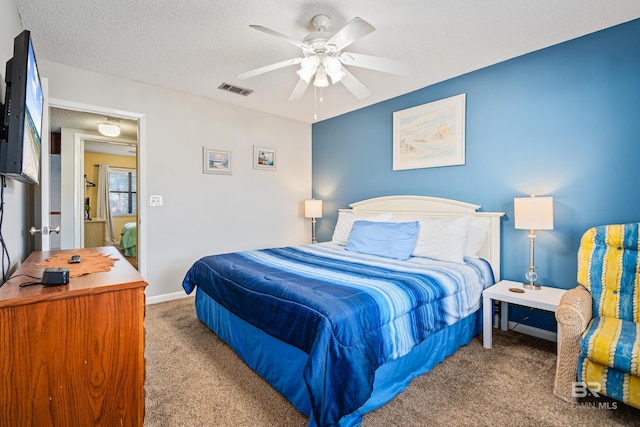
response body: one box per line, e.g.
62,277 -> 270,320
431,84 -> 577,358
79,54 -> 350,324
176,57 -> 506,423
144,296 -> 639,426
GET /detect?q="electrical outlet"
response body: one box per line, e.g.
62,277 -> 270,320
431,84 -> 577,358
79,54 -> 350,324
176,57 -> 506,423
150,195 -> 163,207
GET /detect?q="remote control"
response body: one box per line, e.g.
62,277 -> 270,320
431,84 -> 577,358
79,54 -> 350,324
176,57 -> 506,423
69,255 -> 81,264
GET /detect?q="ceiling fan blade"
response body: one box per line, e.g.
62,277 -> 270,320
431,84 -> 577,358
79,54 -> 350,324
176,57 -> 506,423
249,25 -> 308,49
236,57 -> 303,80
326,17 -> 375,51
339,67 -> 370,99
288,78 -> 310,101
340,52 -> 410,76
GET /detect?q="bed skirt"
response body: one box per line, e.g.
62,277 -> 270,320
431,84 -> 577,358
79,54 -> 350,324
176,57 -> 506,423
194,287 -> 481,427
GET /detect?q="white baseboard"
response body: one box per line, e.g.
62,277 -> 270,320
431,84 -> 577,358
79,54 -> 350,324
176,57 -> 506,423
146,291 -> 192,305
507,321 -> 558,342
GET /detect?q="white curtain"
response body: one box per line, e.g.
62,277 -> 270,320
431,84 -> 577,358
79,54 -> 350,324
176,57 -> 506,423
96,164 -> 116,245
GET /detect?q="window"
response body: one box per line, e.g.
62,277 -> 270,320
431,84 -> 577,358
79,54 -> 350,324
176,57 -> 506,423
109,168 -> 136,215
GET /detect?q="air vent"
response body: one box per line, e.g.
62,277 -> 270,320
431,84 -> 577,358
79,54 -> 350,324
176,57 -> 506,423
218,83 -> 253,96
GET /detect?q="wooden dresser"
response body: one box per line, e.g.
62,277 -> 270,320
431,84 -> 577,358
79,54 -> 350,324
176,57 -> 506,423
84,219 -> 106,247
0,246 -> 147,426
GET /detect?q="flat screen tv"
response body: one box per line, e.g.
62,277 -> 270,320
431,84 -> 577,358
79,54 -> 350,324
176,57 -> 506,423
0,30 -> 44,185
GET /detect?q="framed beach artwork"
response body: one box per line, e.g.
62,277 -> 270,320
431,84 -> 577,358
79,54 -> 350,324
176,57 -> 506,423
253,146 -> 277,171
203,147 -> 232,174
392,93 -> 466,170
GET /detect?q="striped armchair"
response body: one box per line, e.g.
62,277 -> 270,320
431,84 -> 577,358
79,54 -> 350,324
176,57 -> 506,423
554,223 -> 640,408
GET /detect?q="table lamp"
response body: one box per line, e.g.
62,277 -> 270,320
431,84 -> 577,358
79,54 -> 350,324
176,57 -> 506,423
305,199 -> 323,244
514,195 -> 554,289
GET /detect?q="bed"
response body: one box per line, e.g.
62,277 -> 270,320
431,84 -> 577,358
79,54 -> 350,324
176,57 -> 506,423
120,222 -> 137,257
182,196 -> 504,427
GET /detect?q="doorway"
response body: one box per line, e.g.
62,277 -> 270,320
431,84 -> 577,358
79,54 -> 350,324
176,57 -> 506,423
47,100 -> 145,274
83,137 -> 138,268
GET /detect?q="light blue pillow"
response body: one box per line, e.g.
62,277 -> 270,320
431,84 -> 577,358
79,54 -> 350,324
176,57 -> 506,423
345,220 -> 420,260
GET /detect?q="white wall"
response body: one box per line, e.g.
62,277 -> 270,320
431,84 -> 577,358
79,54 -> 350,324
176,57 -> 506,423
38,60 -> 312,299
0,0 -> 29,275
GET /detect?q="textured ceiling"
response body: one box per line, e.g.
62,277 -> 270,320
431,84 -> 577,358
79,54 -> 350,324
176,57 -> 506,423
50,108 -> 138,139
13,0 -> 640,124
49,107 -> 138,156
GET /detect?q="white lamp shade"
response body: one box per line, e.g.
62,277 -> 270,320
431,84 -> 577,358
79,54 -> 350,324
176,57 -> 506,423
514,196 -> 554,230
305,199 -> 323,218
323,57 -> 344,83
313,66 -> 329,88
296,57 -> 319,83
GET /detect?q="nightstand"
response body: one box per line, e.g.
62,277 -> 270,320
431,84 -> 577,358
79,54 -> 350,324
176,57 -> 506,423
482,279 -> 566,349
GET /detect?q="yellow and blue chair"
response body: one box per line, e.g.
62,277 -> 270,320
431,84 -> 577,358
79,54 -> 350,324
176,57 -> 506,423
554,223 -> 640,408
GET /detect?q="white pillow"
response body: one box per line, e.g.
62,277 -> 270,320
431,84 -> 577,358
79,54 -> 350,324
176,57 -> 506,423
412,215 -> 470,263
331,212 -> 393,245
465,218 -> 489,257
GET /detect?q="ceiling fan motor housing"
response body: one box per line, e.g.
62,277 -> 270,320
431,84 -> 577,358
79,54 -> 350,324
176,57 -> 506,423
303,15 -> 338,56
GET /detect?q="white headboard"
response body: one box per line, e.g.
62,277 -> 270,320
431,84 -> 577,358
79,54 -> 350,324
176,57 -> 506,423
340,195 -> 505,280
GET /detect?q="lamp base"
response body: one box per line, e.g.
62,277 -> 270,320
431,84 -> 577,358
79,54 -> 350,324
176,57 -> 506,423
311,217 -> 317,244
523,282 -> 541,290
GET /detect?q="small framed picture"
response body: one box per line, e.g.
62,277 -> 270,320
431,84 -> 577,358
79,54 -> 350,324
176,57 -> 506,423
253,146 -> 276,171
203,147 -> 232,174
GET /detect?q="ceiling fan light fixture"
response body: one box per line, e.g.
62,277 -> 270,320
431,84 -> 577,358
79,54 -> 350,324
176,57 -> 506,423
323,57 -> 344,83
297,56 -> 319,83
313,66 -> 329,88
98,118 -> 121,137
296,68 -> 313,83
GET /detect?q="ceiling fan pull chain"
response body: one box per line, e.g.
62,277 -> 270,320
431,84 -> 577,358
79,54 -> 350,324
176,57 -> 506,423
314,86 -> 318,120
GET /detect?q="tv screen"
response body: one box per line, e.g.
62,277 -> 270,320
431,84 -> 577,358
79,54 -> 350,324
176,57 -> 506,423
0,30 -> 43,185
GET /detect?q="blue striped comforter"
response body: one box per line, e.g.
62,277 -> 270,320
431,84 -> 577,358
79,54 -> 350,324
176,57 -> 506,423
182,243 -> 494,427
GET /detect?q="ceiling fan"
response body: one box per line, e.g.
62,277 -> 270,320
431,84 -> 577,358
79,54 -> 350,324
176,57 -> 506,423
235,14 -> 410,101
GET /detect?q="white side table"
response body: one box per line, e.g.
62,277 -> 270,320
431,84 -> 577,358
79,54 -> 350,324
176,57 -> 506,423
482,280 -> 566,349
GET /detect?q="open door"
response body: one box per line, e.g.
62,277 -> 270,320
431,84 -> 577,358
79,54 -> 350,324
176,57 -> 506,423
47,100 -> 145,275
29,78 -> 58,251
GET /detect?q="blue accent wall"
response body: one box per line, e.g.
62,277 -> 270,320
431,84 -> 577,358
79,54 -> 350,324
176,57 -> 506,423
312,19 -> 640,300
